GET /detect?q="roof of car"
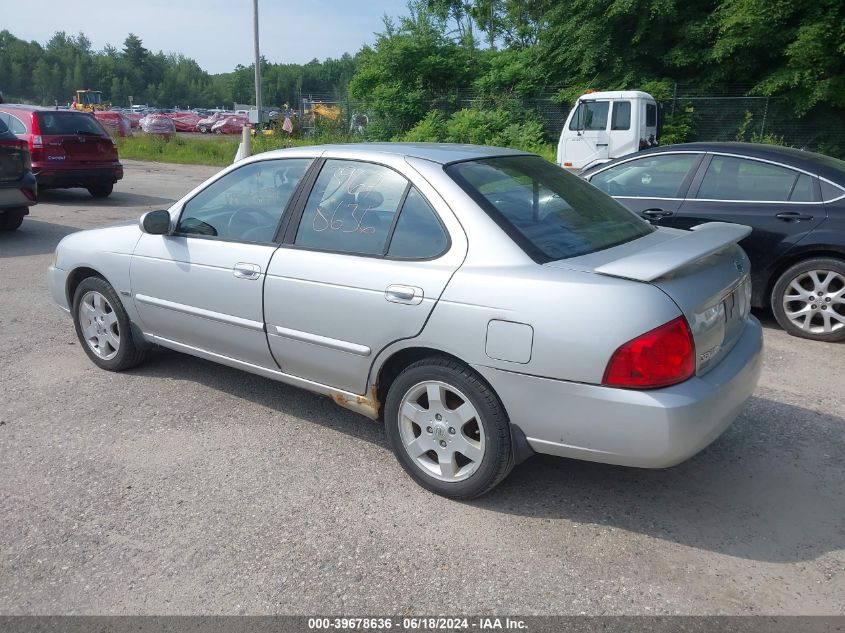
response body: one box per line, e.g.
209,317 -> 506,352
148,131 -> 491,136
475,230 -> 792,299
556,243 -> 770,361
586,142 -> 845,183
0,104 -> 91,114
262,143 -> 532,165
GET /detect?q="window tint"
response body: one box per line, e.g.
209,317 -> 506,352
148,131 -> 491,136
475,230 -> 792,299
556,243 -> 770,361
447,156 -> 653,262
590,153 -> 698,198
646,103 -> 657,127
789,174 -> 815,202
36,112 -> 104,136
568,101 -> 609,131
295,160 -> 409,256
387,188 -> 448,259
696,156 -> 814,202
177,158 -> 311,243
611,101 -> 631,130
820,179 -> 845,202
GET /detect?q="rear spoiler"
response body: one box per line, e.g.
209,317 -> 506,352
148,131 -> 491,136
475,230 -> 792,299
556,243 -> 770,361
595,222 -> 752,282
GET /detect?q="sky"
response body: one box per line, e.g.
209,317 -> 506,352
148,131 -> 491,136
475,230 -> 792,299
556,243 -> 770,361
2,0 -> 412,73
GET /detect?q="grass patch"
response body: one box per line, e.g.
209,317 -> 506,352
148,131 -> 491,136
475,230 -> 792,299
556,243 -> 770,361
115,132 -> 556,166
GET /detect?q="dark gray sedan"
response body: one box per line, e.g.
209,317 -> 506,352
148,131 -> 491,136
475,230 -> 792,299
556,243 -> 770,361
583,142 -> 845,341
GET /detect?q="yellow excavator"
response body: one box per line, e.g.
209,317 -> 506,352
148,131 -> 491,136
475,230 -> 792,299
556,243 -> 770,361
71,89 -> 108,112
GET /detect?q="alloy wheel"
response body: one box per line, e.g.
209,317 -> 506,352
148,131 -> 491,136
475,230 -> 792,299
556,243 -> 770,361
398,381 -> 486,483
78,291 -> 121,360
782,269 -> 845,335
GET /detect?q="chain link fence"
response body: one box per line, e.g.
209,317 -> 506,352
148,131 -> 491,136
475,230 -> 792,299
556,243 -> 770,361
292,86 -> 845,158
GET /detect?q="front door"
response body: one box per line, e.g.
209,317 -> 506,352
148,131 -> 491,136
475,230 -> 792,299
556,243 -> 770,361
564,100 -> 611,169
264,158 -> 464,394
587,152 -> 704,222
130,158 -> 312,367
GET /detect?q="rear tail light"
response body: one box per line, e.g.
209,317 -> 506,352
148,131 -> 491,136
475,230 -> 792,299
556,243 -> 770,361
602,316 -> 695,389
29,113 -> 43,154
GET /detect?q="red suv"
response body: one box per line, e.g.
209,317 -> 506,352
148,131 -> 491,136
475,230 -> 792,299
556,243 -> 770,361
0,105 -> 123,198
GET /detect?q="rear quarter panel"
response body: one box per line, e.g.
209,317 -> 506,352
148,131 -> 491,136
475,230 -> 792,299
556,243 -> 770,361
407,263 -> 681,385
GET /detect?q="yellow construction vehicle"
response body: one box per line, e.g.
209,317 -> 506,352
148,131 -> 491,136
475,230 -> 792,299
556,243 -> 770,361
71,89 -> 108,112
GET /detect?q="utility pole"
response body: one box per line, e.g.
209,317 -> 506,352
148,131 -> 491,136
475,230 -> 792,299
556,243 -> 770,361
253,0 -> 262,127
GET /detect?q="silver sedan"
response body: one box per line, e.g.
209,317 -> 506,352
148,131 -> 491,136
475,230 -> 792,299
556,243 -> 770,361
48,143 -> 763,498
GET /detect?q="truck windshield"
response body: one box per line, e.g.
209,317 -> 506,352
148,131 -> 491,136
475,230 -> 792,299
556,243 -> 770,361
568,101 -> 609,131
447,155 -> 654,262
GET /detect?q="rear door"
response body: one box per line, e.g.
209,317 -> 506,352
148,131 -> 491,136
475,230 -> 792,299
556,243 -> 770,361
666,153 -> 827,290
587,151 -> 704,221
264,157 -> 465,395
35,111 -> 117,167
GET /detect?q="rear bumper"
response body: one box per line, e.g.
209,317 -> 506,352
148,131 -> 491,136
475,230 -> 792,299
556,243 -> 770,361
473,316 -> 763,468
0,172 -> 37,210
33,164 -> 123,189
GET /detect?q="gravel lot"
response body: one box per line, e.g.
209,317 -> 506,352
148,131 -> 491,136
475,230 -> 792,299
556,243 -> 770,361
0,160 -> 843,615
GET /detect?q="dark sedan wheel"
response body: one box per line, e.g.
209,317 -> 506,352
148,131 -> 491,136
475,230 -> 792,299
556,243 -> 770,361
0,209 -> 25,231
87,183 -> 114,198
384,357 -> 513,499
72,277 -> 150,370
772,257 -> 845,342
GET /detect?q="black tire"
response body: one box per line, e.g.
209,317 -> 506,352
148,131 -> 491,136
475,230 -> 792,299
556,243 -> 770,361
72,276 -> 150,371
384,357 -> 513,499
771,257 -> 845,342
0,209 -> 25,231
87,183 -> 114,198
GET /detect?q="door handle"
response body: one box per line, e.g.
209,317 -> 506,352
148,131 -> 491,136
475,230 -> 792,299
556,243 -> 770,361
385,284 -> 423,305
233,262 -> 261,280
595,143 -> 609,147
641,208 -> 674,224
776,211 -> 814,222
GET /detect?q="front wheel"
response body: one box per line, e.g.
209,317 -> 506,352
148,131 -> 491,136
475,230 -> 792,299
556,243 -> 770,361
771,257 -> 845,342
72,276 -> 150,371
384,357 -> 513,499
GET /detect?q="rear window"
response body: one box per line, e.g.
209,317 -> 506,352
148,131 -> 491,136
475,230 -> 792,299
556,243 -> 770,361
447,156 -> 654,262
36,112 -> 106,136
0,118 -> 8,134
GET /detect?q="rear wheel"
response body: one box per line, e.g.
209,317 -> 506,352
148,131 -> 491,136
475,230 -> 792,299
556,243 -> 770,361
72,276 -> 150,371
771,257 -> 845,342
87,183 -> 114,198
0,209 -> 25,231
384,357 -> 513,499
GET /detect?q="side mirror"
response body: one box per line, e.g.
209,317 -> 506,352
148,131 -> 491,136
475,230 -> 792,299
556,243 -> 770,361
140,209 -> 172,235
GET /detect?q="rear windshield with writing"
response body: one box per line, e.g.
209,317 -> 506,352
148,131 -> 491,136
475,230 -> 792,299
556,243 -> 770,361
36,112 -> 106,136
447,156 -> 653,262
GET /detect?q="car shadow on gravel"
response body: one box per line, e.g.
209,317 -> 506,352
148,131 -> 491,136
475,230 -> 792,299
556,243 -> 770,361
131,349 -> 844,565
481,395 -> 845,564
0,218 -> 81,258
38,189 -> 174,208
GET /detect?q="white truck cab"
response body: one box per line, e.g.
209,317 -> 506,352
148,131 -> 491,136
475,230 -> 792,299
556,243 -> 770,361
557,90 -> 659,172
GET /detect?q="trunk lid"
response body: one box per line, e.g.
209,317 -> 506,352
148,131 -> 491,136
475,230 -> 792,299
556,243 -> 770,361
35,111 -> 117,166
547,222 -> 753,375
